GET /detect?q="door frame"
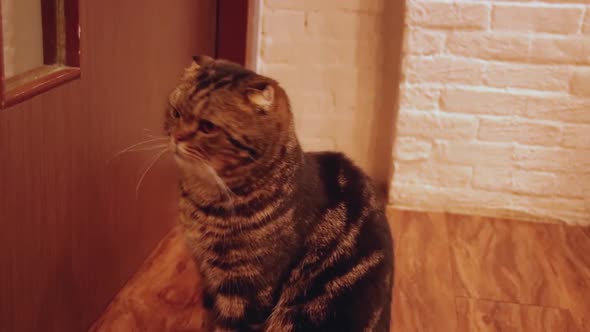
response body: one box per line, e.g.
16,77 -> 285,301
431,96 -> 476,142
215,0 -> 260,70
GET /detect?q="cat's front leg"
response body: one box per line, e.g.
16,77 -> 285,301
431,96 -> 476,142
263,307 -> 298,332
213,327 -> 239,332
210,293 -> 253,332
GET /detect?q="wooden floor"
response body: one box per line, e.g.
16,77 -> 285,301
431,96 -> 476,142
91,209 -> 590,332
390,209 -> 589,332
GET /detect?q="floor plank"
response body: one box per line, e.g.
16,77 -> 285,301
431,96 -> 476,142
447,214 -> 565,306
456,298 -> 575,332
447,213 -> 590,332
389,210 -> 457,332
89,227 -> 211,332
89,209 -> 590,332
545,226 -> 590,332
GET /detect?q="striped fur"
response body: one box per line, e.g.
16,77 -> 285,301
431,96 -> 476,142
166,56 -> 394,332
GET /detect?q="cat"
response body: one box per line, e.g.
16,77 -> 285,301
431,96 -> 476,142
165,55 -> 394,332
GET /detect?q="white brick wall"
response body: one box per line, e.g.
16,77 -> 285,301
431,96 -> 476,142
257,0 -> 396,190
394,0 -> 590,225
256,0 -> 590,225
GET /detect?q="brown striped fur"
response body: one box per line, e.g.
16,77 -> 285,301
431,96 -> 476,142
165,56 -> 394,332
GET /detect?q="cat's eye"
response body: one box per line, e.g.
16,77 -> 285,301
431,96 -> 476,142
198,119 -> 217,134
171,109 -> 181,119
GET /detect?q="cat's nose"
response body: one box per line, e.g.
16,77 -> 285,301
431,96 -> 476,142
174,130 -> 196,142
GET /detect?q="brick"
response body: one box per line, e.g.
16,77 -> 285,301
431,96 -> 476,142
291,90 -> 335,114
396,111 -> 478,140
261,0 -> 590,226
300,137 -> 335,152
512,170 -> 556,196
434,141 -> 514,166
264,0 -> 384,12
263,38 -> 377,66
265,0 -> 313,10
445,188 -> 515,218
394,137 -> 432,161
525,96 -> 590,124
407,1 -> 490,30
540,0 -> 590,3
394,161 -> 472,187
478,117 -> 562,146
484,63 -> 571,92
571,69 -> 590,96
404,56 -> 484,85
405,29 -> 446,55
474,167 -> 559,196
391,183 -> 515,217
584,9 -> 590,34
441,88 -> 527,116
392,183 -> 589,226
530,37 -> 590,65
514,146 -> 590,172
555,173 -> 590,198
262,10 -> 307,40
399,85 -> 440,111
323,39 -> 380,66
307,12 -> 380,40
390,182 -> 451,212
447,32 -> 530,62
562,124 -> 590,149
261,38 -> 314,64
261,64 -> 303,93
327,67 -> 380,110
510,195 -> 588,225
296,113 -> 375,142
334,138 -> 371,164
473,166 -> 512,192
492,4 -> 584,34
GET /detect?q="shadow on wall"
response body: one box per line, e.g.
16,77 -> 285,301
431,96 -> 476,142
355,0 -> 406,200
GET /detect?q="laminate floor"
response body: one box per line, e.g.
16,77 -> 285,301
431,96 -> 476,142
390,209 -> 589,332
91,209 -> 590,331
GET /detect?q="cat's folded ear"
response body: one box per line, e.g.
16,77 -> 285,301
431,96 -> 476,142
192,55 -> 214,67
247,82 -> 275,113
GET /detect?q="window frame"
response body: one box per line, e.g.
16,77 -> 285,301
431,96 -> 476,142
0,0 -> 80,109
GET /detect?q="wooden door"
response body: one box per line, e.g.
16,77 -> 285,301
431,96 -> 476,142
0,1 -> 216,331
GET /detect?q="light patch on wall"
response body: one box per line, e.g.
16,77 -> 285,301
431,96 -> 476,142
1,0 -> 44,78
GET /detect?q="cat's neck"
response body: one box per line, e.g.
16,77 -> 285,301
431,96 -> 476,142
180,138 -> 304,205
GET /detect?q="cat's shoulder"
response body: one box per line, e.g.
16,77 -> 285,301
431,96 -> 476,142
304,151 -> 374,193
305,151 -> 360,172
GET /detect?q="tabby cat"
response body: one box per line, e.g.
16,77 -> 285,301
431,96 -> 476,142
165,55 -> 394,332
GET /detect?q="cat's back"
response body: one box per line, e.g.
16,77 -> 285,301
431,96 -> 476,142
304,151 -> 380,209
286,151 -> 393,331
303,150 -> 392,255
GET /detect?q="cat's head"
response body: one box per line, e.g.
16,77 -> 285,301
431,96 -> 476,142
165,55 -> 295,185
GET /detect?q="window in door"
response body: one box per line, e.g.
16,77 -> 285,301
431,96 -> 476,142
0,0 -> 79,108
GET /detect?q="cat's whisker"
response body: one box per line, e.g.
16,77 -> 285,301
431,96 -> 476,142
203,164 -> 237,224
135,147 -> 169,198
184,146 -> 209,162
125,144 -> 169,154
142,128 -> 168,139
108,137 -> 169,164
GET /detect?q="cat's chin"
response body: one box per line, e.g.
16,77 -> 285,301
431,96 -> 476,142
174,155 -> 215,179
175,154 -> 204,170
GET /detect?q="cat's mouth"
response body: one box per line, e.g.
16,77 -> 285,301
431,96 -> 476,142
173,142 -> 208,165
173,145 -> 191,163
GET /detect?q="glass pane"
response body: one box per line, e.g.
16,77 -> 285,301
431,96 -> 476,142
1,0 -> 44,79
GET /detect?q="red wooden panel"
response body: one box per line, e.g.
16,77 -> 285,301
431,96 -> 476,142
216,0 -> 249,65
